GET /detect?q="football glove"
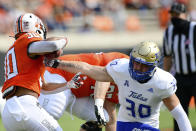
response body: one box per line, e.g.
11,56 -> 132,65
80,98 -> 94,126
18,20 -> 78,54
66,72 -> 87,89
81,121 -> 102,131
94,99 -> 107,128
44,59 -> 60,68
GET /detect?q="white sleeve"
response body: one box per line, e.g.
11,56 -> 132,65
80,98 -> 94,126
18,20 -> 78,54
158,77 -> 177,99
106,60 -> 119,83
170,104 -> 192,131
106,58 -> 127,83
28,39 -> 67,53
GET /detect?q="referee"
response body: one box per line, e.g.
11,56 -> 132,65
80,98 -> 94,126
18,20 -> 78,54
162,2 -> 195,131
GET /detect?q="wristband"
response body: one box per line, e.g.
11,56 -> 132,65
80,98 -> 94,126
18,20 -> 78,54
52,59 -> 60,68
95,99 -> 104,106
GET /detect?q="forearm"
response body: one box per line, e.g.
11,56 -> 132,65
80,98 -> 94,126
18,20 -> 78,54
105,111 -> 116,131
94,81 -> 110,100
170,104 -> 192,131
58,60 -> 113,82
41,82 -> 66,91
163,56 -> 172,72
104,100 -> 117,131
41,82 -> 67,94
105,122 -> 116,131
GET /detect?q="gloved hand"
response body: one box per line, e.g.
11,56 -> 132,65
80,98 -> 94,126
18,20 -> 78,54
66,72 -> 87,89
94,99 -> 107,128
44,59 -> 60,68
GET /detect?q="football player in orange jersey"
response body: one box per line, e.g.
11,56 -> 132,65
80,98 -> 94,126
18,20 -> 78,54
1,13 -> 83,131
38,52 -> 129,131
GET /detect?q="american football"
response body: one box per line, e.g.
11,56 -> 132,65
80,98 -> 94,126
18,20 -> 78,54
44,49 -> 63,59
44,37 -> 66,59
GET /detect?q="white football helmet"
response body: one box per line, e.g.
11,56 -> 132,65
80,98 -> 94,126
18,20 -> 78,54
14,13 -> 47,39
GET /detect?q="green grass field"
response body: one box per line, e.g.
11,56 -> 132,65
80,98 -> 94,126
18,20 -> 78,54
0,108 -> 195,131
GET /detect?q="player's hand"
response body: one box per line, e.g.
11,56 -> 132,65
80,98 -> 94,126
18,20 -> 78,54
44,59 -> 60,68
94,99 -> 107,128
66,72 -> 87,89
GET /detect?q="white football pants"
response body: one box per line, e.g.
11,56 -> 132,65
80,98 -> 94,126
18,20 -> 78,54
39,89 -> 109,121
2,95 -> 62,131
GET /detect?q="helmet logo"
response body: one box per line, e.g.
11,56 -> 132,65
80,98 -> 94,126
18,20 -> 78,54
138,45 -> 151,57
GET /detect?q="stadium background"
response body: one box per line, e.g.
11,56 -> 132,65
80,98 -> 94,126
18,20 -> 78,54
0,0 -> 195,130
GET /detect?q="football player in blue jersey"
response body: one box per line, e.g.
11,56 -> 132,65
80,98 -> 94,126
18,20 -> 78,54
45,41 -> 192,131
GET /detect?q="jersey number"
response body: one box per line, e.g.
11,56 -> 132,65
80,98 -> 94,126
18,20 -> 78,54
5,47 -> 18,80
90,85 -> 115,98
126,98 -> 151,118
27,32 -> 40,39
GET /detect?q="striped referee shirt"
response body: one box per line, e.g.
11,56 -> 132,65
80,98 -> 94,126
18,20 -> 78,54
163,18 -> 196,75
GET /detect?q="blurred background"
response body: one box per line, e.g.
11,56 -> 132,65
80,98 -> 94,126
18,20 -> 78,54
1,0 -> 195,84
0,0 -> 195,130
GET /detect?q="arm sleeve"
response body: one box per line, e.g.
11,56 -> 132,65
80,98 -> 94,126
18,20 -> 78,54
170,104 -> 192,131
28,39 -> 67,53
158,76 -> 177,99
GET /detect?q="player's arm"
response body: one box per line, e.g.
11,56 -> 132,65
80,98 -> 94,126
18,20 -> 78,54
28,37 -> 67,56
163,55 -> 172,72
104,100 -> 117,131
162,94 -> 192,131
41,72 -> 85,94
94,81 -> 110,100
94,81 -> 110,128
45,60 -> 114,82
94,81 -> 117,131
41,80 -> 66,91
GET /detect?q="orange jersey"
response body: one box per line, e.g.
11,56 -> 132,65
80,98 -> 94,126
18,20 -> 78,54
2,32 -> 45,95
46,52 -> 129,104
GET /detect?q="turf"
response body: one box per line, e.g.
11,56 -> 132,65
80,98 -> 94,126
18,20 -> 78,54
0,108 -> 195,131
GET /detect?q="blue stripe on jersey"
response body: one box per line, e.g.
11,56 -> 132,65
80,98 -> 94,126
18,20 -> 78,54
117,121 -> 160,131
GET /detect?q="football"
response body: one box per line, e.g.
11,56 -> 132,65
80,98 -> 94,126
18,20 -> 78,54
44,49 -> 63,59
44,36 -> 67,59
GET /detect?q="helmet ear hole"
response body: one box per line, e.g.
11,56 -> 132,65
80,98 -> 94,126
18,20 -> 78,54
36,30 -> 41,34
36,30 -> 42,35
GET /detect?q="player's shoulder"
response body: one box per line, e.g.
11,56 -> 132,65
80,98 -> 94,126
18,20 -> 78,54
109,58 -> 129,66
106,58 -> 129,72
153,67 -> 176,90
16,32 -> 42,43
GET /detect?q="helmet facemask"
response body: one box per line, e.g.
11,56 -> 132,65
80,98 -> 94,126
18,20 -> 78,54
128,41 -> 160,82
